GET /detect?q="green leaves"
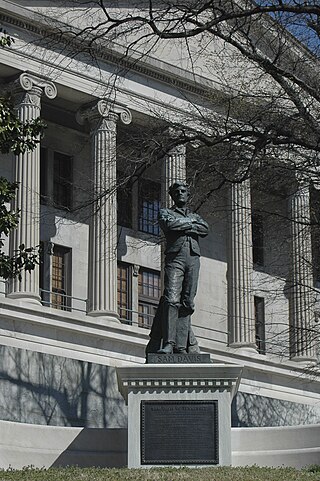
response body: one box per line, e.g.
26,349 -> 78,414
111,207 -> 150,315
0,177 -> 19,250
0,176 -> 40,279
0,29 -> 47,280
0,28 -> 14,47
0,97 -> 46,155
0,245 -> 40,280
0,177 -> 40,279
0,93 -> 46,279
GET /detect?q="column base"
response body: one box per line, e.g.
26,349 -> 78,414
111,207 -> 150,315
290,355 -> 317,366
87,310 -> 120,323
6,292 -> 42,306
229,343 -> 258,355
0,280 -> 6,297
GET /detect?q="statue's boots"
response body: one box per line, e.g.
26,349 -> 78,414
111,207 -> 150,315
157,342 -> 174,354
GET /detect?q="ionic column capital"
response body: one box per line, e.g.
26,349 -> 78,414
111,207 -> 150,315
289,177 -> 311,222
11,72 -> 57,100
8,72 -> 57,111
292,170 -> 311,191
76,100 -> 132,129
17,72 -> 57,97
166,142 -> 186,157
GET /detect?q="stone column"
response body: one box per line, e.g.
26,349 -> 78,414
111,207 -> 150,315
8,72 -> 57,303
228,179 -> 257,351
288,179 -> 316,362
77,100 -> 131,319
161,144 -> 186,207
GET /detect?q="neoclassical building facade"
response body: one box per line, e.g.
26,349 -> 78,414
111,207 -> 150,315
0,0 -> 320,468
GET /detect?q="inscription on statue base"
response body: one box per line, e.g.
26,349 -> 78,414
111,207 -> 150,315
141,400 -> 219,465
147,353 -> 211,364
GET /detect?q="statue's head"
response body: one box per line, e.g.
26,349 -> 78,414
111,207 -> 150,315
169,182 -> 190,206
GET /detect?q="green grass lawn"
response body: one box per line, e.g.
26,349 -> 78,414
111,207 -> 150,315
1,466 -> 320,481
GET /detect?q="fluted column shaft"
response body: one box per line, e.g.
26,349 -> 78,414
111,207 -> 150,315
228,179 -> 256,350
161,144 -> 186,207
77,101 -> 131,318
8,73 -> 56,302
289,182 -> 316,361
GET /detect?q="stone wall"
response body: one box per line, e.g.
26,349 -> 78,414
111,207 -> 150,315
0,345 -> 127,427
232,391 -> 320,427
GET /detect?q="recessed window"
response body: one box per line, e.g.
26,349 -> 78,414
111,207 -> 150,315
138,268 -> 161,328
138,179 -> 160,235
40,243 -> 72,311
40,147 -> 48,204
252,213 -> 264,266
53,152 -> 73,210
117,262 -> 132,323
117,174 -> 133,228
40,148 -> 73,211
51,245 -> 71,310
254,296 -> 266,354
117,177 -> 161,235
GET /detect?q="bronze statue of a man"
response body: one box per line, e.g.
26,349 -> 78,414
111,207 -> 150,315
146,182 -> 209,355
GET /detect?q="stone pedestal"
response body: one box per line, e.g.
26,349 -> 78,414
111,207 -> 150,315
117,363 -> 242,468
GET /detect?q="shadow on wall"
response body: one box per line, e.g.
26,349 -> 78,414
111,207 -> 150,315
0,420 -> 128,470
52,428 -> 128,468
0,345 -> 127,428
232,392 -> 320,427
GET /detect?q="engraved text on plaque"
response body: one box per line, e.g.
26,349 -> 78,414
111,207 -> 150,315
141,400 -> 219,465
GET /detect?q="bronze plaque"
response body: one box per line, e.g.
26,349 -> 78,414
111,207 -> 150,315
141,400 -> 219,465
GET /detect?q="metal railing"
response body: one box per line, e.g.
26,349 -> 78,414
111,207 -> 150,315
117,306 -> 229,344
40,289 -> 88,313
118,306 -> 153,329
35,290 -> 231,347
6,289 -> 291,354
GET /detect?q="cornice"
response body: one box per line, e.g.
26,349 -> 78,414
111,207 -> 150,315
117,363 -> 243,401
0,1 -> 226,102
121,378 -> 237,389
